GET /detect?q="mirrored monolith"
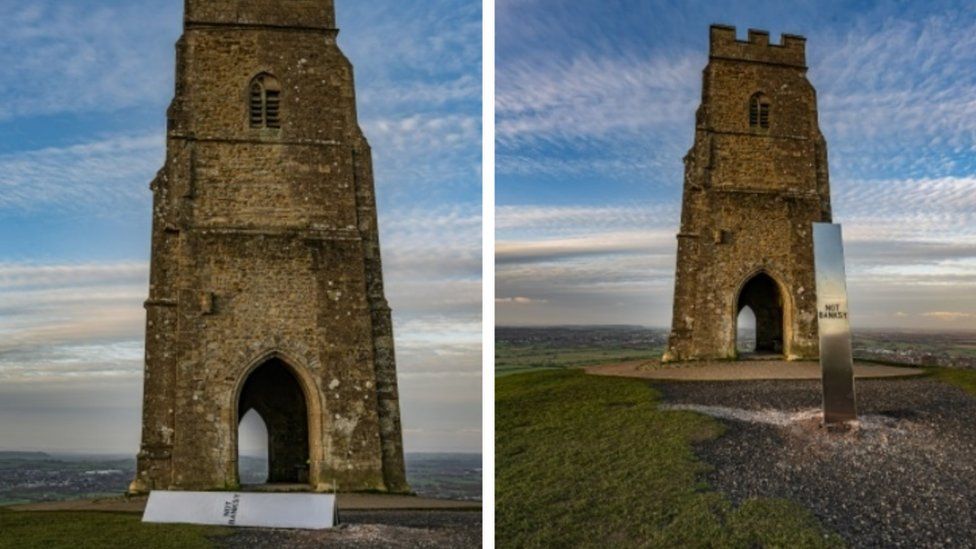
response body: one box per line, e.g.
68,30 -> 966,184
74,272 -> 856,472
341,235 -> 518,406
813,222 -> 857,423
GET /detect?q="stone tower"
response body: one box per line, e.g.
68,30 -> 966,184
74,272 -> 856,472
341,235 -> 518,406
130,0 -> 409,494
663,25 -> 832,363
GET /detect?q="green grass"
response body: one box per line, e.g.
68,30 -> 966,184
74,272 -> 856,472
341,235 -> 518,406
496,343 -> 663,376
0,509 -> 229,549
496,370 -> 842,548
927,366 -> 976,395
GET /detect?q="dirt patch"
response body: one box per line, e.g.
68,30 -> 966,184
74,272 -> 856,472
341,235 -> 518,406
659,378 -> 976,547
216,510 -> 481,548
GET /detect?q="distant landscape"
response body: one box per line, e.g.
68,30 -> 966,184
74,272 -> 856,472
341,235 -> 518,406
496,326 -> 976,375
0,452 -> 481,506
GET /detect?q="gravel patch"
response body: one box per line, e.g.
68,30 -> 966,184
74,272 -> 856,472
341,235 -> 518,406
658,378 -> 976,548
216,510 -> 481,548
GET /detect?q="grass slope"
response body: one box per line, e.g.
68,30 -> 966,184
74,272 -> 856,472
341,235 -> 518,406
0,509 -> 228,549
496,370 -> 842,548
928,367 -> 976,395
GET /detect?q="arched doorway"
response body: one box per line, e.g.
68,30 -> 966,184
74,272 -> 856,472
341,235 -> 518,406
237,358 -> 310,485
736,272 -> 784,356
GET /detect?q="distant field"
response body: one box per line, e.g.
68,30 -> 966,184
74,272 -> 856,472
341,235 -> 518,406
496,343 -> 664,376
852,330 -> 976,368
496,326 -> 666,376
497,326 -> 976,375
0,453 -> 481,506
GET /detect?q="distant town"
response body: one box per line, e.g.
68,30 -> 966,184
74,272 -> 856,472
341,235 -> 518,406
496,326 -> 976,375
0,452 -> 481,506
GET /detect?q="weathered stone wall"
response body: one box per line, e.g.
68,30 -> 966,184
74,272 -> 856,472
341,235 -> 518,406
131,0 -> 408,494
663,25 -> 831,362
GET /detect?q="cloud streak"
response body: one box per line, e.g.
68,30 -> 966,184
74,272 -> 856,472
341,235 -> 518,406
0,134 -> 161,214
0,1 -> 177,122
0,1 -> 483,453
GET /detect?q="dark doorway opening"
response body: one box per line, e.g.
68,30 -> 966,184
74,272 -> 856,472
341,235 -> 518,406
238,358 -> 310,484
736,273 -> 784,356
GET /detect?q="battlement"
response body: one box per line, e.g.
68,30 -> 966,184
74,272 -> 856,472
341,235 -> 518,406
709,24 -> 806,68
185,0 -> 336,30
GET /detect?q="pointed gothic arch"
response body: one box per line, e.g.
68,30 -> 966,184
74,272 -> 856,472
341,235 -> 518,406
231,352 -> 320,485
734,270 -> 790,357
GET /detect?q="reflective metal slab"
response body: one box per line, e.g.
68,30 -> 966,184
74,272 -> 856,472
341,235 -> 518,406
143,491 -> 337,530
813,223 -> 857,423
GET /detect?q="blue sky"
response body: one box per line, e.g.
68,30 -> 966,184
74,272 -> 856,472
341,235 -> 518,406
0,0 -> 482,455
496,0 -> 976,329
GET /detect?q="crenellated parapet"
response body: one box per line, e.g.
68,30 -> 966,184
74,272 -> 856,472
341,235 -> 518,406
184,0 -> 336,30
709,24 -> 807,68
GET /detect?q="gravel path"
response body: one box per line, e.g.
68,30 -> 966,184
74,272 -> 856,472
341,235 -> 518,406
217,510 -> 481,548
658,378 -> 976,548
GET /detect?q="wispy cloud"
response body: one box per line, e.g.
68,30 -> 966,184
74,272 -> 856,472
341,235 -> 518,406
497,2 -> 976,330
0,1 -> 177,122
922,311 -> 976,321
0,0 -> 482,453
497,52 -> 699,146
496,296 -> 547,304
0,134 -> 161,214
0,261 -> 147,383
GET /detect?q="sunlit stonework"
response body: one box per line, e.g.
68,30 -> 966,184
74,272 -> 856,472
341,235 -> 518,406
664,25 -> 832,362
130,0 -> 408,494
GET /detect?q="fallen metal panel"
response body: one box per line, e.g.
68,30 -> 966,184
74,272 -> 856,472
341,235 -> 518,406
143,491 -> 337,530
813,222 -> 857,423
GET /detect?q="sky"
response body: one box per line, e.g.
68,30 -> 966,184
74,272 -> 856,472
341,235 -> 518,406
0,0 -> 482,455
496,0 -> 976,330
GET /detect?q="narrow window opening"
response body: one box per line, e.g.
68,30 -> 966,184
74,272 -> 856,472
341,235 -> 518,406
249,83 -> 264,128
265,90 -> 281,128
749,93 -> 770,129
248,74 -> 282,129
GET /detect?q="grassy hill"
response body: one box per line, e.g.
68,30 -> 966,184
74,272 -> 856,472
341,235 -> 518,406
496,369 -> 842,547
0,509 -> 228,549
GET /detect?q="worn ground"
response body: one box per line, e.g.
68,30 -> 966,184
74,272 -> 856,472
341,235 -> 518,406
217,510 -> 480,548
658,377 -> 976,548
